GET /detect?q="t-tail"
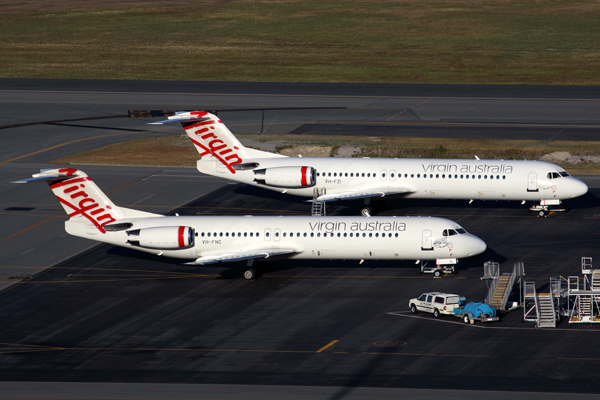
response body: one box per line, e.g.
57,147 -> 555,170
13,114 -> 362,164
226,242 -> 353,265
149,111 -> 284,176
12,168 -> 158,234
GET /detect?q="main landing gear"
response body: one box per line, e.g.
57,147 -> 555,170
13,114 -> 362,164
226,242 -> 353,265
361,199 -> 386,217
242,260 -> 270,281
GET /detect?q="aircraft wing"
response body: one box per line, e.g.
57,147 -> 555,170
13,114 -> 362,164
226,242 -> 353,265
184,248 -> 297,265
315,186 -> 414,202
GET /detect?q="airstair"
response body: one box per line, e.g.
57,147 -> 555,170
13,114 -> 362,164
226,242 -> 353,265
522,275 -> 562,328
567,257 -> 600,324
483,261 -> 524,312
311,188 -> 326,216
537,293 -> 557,328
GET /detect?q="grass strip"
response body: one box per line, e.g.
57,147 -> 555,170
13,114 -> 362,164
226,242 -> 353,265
1,0 -> 599,85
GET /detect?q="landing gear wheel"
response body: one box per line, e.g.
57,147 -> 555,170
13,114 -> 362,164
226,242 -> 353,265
361,207 -> 373,217
410,304 -> 418,314
463,315 -> 470,324
243,268 -> 257,281
433,269 -> 442,278
433,308 -> 441,318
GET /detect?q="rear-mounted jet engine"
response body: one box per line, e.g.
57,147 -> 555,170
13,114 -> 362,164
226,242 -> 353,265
253,166 -> 316,188
126,226 -> 195,250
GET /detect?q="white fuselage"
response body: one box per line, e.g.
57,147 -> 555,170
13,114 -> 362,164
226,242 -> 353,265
66,215 -> 486,263
202,157 -> 588,202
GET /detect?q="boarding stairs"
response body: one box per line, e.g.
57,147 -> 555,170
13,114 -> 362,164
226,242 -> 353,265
483,261 -> 524,312
567,257 -> 600,324
488,274 -> 511,309
537,293 -> 557,328
522,277 -> 561,328
311,188 -> 326,216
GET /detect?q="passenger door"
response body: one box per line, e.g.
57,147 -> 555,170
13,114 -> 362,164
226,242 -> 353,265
527,172 -> 538,192
421,229 -> 433,251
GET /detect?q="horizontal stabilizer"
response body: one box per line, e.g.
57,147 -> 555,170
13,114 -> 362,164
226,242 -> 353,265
11,168 -> 77,184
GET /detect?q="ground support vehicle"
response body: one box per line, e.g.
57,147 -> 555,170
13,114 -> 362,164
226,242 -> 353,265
408,292 -> 463,318
453,302 -> 499,324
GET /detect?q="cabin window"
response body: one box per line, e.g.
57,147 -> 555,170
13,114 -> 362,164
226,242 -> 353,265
275,232 -> 279,237
503,175 -> 506,179
345,173 -> 348,177
244,232 -> 247,237
310,233 -> 314,237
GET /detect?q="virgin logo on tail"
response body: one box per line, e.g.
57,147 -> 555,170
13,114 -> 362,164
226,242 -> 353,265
50,177 -> 116,234
183,112 -> 243,174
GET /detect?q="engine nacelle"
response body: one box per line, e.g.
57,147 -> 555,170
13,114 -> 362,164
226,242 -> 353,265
126,226 -> 195,250
253,166 -> 316,188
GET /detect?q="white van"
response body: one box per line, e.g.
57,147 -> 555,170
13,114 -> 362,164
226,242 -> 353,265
409,292 -> 462,318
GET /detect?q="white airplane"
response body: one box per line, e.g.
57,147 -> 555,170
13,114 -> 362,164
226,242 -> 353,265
13,168 -> 486,279
150,111 -> 588,217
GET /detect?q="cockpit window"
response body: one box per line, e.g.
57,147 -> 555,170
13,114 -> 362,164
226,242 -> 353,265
443,229 -> 464,236
547,172 -> 562,179
548,171 -> 569,179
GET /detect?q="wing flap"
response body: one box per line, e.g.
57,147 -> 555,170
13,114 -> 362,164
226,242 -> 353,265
315,186 -> 413,202
185,248 -> 297,265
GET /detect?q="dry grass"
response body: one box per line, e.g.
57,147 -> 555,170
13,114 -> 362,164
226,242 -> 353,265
1,0 -> 599,84
51,133 -> 600,174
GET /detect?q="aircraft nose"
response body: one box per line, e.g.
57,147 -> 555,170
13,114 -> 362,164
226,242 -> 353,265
571,178 -> 588,198
467,234 -> 487,257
